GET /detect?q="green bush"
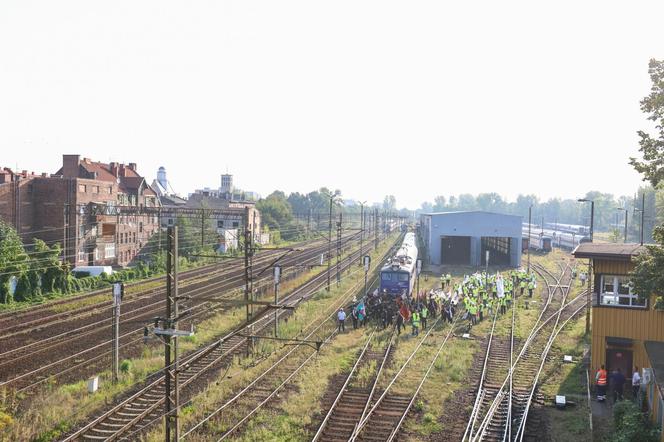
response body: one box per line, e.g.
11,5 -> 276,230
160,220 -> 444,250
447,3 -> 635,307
119,359 -> 133,374
612,400 -> 659,442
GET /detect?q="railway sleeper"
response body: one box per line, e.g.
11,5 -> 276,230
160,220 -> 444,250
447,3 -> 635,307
81,434 -> 109,440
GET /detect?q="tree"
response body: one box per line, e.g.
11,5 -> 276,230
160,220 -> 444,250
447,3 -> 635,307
630,59 -> 664,187
631,225 -> 664,308
0,220 -> 30,303
433,196 -> 446,212
383,195 -> 396,212
26,239 -> 64,299
256,191 -> 293,232
629,60 -> 664,308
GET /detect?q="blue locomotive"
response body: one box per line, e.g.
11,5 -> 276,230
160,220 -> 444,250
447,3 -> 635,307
379,232 -> 418,296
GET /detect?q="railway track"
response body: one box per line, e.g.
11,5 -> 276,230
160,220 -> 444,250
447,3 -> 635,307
58,233 -> 401,441
347,314 -> 461,442
312,331 -> 394,442
184,276 -> 384,442
0,232 -> 365,393
463,261 -> 587,442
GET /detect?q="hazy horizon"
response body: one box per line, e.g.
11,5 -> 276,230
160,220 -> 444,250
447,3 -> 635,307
2,1 -> 663,209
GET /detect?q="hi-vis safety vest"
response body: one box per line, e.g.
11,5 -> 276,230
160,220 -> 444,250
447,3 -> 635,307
597,369 -> 607,386
412,312 -> 420,325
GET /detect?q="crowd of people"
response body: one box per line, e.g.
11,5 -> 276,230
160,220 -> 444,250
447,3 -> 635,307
595,364 -> 643,404
335,269 -> 538,335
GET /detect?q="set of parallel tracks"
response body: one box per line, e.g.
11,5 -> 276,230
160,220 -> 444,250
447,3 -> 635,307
346,314 -> 460,442
0,232 -> 365,393
464,261 -> 587,442
312,330 -> 394,442
59,232 -> 401,441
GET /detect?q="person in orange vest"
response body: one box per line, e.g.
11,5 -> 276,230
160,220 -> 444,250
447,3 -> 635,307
596,364 -> 608,401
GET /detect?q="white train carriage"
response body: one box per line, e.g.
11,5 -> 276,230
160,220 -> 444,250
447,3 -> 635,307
522,229 -> 552,252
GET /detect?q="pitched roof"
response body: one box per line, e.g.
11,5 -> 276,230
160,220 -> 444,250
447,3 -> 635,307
572,243 -> 647,260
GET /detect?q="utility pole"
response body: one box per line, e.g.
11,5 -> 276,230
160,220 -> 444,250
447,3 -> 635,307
164,226 -> 179,441
374,209 -> 379,251
527,206 -> 532,274
274,265 -> 281,337
336,213 -> 342,286
112,282 -> 123,383
358,202 -> 365,266
617,208 -> 628,243
307,209 -> 311,237
244,207 -> 254,353
201,208 -> 205,248
363,255 -> 371,297
327,197 -> 333,292
578,198 -> 594,335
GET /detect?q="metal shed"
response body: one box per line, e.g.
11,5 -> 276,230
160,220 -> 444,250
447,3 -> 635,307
420,211 -> 523,267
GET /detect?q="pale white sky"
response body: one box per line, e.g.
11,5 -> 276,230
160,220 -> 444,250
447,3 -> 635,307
1,1 -> 663,209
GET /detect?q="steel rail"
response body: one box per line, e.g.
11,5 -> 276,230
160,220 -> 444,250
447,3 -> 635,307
470,263 -> 567,441
514,275 -> 581,441
463,308 -> 502,441
348,315 -> 444,442
1,234 -> 361,390
386,314 -> 460,442
144,273 -> 385,442
353,331 -> 395,435
60,233 -> 397,441
194,260 -> 393,440
464,264 -> 557,442
305,331 -> 377,442
474,264 -> 581,442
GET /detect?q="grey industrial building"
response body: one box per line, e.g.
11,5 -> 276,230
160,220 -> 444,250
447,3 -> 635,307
420,211 -> 522,267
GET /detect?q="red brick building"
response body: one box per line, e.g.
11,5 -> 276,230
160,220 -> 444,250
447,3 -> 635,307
0,155 -> 160,267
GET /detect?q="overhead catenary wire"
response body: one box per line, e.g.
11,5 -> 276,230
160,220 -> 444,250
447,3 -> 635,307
59,233 -> 395,442
0,226 -> 350,279
0,233 -> 372,393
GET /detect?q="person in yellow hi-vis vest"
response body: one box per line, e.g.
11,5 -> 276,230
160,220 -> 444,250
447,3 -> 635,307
411,310 -> 420,336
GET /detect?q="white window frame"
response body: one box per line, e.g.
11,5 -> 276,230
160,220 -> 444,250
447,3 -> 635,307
599,274 -> 646,308
105,243 -> 116,259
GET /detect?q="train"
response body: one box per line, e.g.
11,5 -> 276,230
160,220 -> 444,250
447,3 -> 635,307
522,225 -> 590,251
522,230 -> 552,252
379,232 -> 418,296
544,222 -> 589,236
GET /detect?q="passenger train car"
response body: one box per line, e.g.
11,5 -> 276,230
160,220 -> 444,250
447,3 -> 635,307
522,229 -> 552,252
522,225 -> 590,251
379,232 -> 418,296
544,222 -> 589,236
549,229 -> 591,249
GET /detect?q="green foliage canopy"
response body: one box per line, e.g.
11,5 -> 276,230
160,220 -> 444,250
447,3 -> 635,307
630,59 -> 664,188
